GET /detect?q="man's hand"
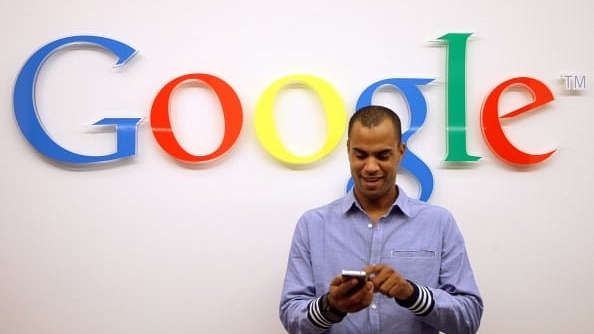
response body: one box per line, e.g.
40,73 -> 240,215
365,264 -> 414,300
327,273 -> 374,314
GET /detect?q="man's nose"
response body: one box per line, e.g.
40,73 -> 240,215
364,158 -> 380,173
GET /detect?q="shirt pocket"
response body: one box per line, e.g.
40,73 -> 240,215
390,250 -> 435,259
387,249 -> 438,284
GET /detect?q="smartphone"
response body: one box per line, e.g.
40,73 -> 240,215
341,270 -> 368,290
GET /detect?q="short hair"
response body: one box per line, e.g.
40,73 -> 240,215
348,105 -> 402,144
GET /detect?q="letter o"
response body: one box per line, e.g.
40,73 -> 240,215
254,74 -> 346,165
150,73 -> 243,163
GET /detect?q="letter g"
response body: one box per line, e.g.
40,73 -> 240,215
13,35 -> 142,164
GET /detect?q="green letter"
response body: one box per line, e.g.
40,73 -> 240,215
438,33 -> 481,162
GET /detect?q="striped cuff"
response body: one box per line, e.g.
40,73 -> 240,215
307,295 -> 345,329
395,280 -> 435,316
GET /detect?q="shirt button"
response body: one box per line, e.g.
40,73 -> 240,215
367,223 -> 373,229
371,304 -> 377,309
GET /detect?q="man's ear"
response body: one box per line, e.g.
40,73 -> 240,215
398,143 -> 406,161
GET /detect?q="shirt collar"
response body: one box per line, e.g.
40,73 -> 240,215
341,186 -> 412,217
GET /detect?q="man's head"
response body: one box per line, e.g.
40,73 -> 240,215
347,105 -> 405,207
348,105 -> 402,144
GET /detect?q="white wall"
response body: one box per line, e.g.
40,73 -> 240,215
1,1 -> 593,333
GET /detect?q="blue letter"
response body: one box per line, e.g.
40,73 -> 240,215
13,35 -> 142,164
352,78 -> 434,201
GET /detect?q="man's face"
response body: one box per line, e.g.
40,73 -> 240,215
347,119 -> 405,203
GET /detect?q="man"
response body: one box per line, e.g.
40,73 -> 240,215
279,105 -> 483,334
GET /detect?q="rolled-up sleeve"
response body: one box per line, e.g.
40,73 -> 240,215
279,215 -> 328,334
421,213 -> 484,334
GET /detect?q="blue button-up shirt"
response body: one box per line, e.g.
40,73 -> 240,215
279,187 -> 483,334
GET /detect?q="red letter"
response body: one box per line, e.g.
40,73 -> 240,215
481,77 -> 555,165
150,74 -> 243,163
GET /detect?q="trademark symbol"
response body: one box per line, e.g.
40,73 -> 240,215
561,74 -> 586,91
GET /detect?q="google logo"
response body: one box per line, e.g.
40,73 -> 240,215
13,33 -> 557,201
